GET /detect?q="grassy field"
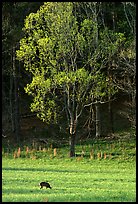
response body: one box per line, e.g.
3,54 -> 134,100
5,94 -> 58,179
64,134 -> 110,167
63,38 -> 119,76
2,134 -> 136,202
2,156 -> 136,202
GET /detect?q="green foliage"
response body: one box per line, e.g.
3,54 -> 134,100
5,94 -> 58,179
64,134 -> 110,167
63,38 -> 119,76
99,28 -> 126,59
16,2 -> 127,125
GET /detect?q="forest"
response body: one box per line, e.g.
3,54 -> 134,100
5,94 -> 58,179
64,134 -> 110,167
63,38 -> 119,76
2,2 -> 136,202
2,2 -> 136,155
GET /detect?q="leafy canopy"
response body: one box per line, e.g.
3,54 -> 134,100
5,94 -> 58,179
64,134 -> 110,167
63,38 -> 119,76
17,2 -> 124,123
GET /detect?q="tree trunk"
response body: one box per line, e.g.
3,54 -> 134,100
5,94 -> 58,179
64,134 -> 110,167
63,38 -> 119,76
69,119 -> 77,157
69,134 -> 76,157
95,102 -> 101,137
12,46 -> 20,144
108,100 -> 114,134
10,51 -> 14,132
93,4 -> 101,138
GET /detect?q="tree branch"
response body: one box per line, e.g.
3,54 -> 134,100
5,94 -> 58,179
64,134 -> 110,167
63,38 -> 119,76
84,97 -> 116,107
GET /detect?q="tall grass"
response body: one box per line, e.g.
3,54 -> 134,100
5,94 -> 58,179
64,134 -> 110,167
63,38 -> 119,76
2,137 -> 136,161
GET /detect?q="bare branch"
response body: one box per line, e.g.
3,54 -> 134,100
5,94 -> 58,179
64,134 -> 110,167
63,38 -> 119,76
84,97 -> 116,107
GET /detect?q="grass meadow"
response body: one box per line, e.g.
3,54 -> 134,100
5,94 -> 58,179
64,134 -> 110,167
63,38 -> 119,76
2,136 -> 136,202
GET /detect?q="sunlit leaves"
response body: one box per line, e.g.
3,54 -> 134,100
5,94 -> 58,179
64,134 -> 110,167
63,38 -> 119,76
99,28 -> 126,58
16,2 -> 122,124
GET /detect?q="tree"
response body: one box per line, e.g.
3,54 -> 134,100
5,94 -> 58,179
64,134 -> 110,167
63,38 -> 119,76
99,2 -> 136,132
17,2 -> 124,156
112,2 -> 136,129
2,2 -> 44,142
2,2 -> 21,142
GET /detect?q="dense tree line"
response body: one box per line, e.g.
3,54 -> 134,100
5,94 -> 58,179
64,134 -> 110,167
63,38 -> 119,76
2,2 -> 136,156
2,2 -> 44,142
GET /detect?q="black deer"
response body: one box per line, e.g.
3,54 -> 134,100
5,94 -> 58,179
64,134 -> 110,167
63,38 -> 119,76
40,182 -> 52,189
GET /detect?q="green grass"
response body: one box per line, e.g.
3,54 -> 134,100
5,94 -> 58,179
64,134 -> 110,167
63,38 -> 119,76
2,157 -> 136,202
2,135 -> 136,160
2,135 -> 136,202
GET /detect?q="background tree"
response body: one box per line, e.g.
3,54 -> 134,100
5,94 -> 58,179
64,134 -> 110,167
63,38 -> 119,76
2,2 -> 43,142
99,2 -> 136,130
16,2 -> 126,156
112,2 -> 136,129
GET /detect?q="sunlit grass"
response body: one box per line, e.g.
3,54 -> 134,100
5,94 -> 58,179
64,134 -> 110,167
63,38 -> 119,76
2,135 -> 136,202
2,157 -> 136,202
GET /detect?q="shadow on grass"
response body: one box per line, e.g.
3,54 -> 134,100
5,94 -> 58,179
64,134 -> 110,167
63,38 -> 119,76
3,188 -> 45,194
2,167 -> 81,173
2,167 -> 122,174
2,186 -> 136,202
3,187 -> 66,195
